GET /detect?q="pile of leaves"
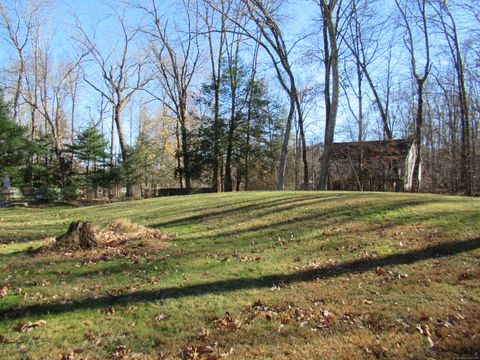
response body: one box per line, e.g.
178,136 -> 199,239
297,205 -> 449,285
98,218 -> 174,244
32,218 -> 175,262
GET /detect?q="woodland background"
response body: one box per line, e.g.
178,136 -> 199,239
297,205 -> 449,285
0,0 -> 479,199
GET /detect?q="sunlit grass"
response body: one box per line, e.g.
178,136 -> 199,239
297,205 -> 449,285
0,191 -> 479,359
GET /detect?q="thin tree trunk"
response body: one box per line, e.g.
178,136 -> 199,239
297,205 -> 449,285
13,59 -> 24,123
318,1 -> 339,191
224,65 -> 237,192
175,120 -> 184,189
295,99 -> 309,189
245,100 -> 252,191
410,80 -> 425,192
278,97 -> 295,190
212,86 -> 221,192
180,103 -> 191,192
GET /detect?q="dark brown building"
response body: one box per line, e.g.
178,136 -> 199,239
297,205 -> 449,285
327,139 -> 416,192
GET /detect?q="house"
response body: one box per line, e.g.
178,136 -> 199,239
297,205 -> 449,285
327,139 -> 417,192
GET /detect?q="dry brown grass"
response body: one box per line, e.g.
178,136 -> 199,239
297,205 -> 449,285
33,218 -> 175,262
99,218 -> 175,243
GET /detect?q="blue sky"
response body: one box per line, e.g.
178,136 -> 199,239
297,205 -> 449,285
0,0 -> 392,144
0,0 -> 477,145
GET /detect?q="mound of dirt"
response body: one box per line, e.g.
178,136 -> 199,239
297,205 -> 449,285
32,219 -> 175,262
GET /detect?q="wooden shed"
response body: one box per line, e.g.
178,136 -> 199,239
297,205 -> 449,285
327,139 -> 416,192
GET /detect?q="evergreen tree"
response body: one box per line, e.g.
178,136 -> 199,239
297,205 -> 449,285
68,125 -> 109,197
0,91 -> 37,188
192,63 -> 284,190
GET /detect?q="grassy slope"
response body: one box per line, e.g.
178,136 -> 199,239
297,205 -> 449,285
0,191 -> 479,359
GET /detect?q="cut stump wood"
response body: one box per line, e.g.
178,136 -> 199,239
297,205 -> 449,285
56,221 -> 98,249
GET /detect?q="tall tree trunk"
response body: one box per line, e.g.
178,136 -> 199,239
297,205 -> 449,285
410,80 -> 425,192
457,50 -> 471,196
295,98 -> 309,189
245,101 -> 252,191
244,43 -> 259,192
175,120 -> 184,189
224,79 -> 237,192
356,60 -> 364,190
110,110 -> 115,166
278,97 -> 295,190
224,123 -> 235,192
114,104 -> 132,197
435,1 -> 471,195
70,81 -> 77,145
395,0 -> 430,193
114,105 -> 128,162
13,59 -> 24,123
211,83 -> 221,192
318,1 -> 339,191
180,102 -> 191,192
235,154 -> 242,191
362,69 -> 393,140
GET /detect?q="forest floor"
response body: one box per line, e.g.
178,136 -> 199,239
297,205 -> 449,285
0,191 -> 479,359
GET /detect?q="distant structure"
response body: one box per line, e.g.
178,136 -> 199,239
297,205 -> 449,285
1,175 -> 11,200
327,139 -> 418,192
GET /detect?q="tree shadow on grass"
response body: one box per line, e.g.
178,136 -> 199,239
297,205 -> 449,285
2,236 -> 479,320
0,233 -> 44,245
150,194 -> 332,229
0,194 -> 317,245
184,197 -> 443,243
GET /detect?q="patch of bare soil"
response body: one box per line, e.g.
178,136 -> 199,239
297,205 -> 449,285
32,218 -> 175,262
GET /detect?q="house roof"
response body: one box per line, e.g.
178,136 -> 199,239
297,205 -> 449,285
331,139 -> 412,160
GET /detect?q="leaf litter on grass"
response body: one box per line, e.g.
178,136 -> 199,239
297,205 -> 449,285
30,218 -> 176,263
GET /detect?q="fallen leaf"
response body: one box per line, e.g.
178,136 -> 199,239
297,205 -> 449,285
61,352 -> 75,360
196,327 -> 209,341
0,285 -> 8,298
0,334 -> 15,344
182,345 -> 216,360
321,310 -> 335,322
112,345 -> 129,360
154,313 -> 169,321
220,347 -> 234,357
211,313 -> 241,332
15,320 -> 46,332
416,324 -> 435,348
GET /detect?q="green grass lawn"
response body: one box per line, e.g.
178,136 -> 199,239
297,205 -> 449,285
0,191 -> 479,359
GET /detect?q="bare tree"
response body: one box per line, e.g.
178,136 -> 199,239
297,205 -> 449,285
220,0 -> 259,192
207,0 -> 308,190
0,1 -> 41,123
66,67 -> 80,145
395,0 -> 432,192
317,0 -> 341,190
23,41 -> 86,192
340,0 -> 394,141
198,0 -> 230,191
140,0 -> 200,192
248,0 -> 309,190
433,0 -> 472,195
76,8 -> 151,196
243,41 -> 260,191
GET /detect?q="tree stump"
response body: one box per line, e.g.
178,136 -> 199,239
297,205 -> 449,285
56,221 -> 98,249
